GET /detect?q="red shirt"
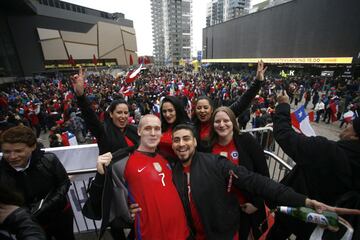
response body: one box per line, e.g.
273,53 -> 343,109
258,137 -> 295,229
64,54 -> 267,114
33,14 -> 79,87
212,140 -> 239,165
124,136 -> 135,147
183,166 -> 206,240
199,122 -> 211,140
125,151 -> 189,239
158,127 -> 176,159
212,140 -> 247,204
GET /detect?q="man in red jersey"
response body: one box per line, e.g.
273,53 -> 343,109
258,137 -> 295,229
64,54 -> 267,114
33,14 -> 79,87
99,114 -> 190,240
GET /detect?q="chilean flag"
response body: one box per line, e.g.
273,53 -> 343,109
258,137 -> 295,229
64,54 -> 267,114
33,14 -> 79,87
125,64 -> 142,83
61,131 -> 78,146
291,105 -> 316,137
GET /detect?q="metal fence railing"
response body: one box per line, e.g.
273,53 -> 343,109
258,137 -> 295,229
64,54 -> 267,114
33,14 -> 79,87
264,150 -> 292,182
241,126 -> 296,167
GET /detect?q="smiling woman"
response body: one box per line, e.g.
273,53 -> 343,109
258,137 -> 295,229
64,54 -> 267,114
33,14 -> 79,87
158,96 -> 191,161
208,106 -> 271,239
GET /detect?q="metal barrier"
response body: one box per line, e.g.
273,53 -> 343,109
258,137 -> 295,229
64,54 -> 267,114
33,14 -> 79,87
264,150 -> 292,182
67,169 -> 100,236
241,126 -> 296,167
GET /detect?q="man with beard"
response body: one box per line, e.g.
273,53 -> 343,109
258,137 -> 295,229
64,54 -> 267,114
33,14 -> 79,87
169,124 -> 334,240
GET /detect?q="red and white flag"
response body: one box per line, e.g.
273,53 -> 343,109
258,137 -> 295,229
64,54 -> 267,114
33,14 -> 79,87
61,131 -> 78,146
291,105 -> 316,137
343,110 -> 354,123
125,64 -> 142,83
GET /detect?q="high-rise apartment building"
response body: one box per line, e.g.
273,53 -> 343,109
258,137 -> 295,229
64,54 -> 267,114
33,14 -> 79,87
206,0 -> 224,26
224,0 -> 250,21
151,0 -> 192,65
206,0 -> 250,27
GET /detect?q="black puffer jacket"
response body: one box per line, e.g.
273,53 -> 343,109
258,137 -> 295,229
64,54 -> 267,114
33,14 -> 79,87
0,147 -> 70,225
1,207 -> 46,240
172,151 -> 306,240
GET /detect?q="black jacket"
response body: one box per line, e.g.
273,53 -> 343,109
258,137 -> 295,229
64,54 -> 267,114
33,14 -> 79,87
203,132 -> 270,235
76,95 -> 139,154
99,153 -> 132,237
0,148 -> 70,225
273,103 -> 354,204
76,95 -> 139,220
1,207 -> 46,240
172,151 -> 306,240
271,103 -> 359,239
233,133 -> 270,236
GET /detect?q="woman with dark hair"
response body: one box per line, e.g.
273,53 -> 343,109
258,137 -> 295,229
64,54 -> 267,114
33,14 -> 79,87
72,68 -> 139,240
158,95 -> 191,160
208,106 -> 270,240
193,61 -> 267,148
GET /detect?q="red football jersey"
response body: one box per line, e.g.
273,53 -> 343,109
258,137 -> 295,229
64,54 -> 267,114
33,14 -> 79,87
212,140 -> 247,204
124,151 -> 189,240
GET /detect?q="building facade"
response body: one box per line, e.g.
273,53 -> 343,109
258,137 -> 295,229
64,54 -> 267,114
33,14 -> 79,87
202,0 -> 360,65
151,0 -> 192,65
206,0 -> 250,27
0,0 -> 137,80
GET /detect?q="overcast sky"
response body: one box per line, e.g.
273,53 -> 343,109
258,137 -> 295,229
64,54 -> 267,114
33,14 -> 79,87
64,0 -> 264,57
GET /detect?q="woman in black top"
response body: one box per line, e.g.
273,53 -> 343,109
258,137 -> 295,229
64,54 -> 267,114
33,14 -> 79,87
72,68 -> 139,240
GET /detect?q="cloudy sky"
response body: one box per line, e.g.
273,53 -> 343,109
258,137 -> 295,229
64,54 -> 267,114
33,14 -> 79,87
64,0 -> 264,57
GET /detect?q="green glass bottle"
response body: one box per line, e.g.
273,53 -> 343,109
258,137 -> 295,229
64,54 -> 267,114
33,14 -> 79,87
277,206 -> 339,230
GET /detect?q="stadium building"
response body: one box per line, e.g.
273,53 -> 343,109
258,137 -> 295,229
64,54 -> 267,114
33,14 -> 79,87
0,0 -> 138,83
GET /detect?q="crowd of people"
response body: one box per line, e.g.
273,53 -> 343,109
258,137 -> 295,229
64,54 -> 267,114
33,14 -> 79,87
0,65 -> 359,146
0,62 -> 359,240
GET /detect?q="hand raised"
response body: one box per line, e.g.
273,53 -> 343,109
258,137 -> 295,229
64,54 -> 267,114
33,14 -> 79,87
71,66 -> 86,96
276,90 -> 290,104
256,60 -> 267,81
